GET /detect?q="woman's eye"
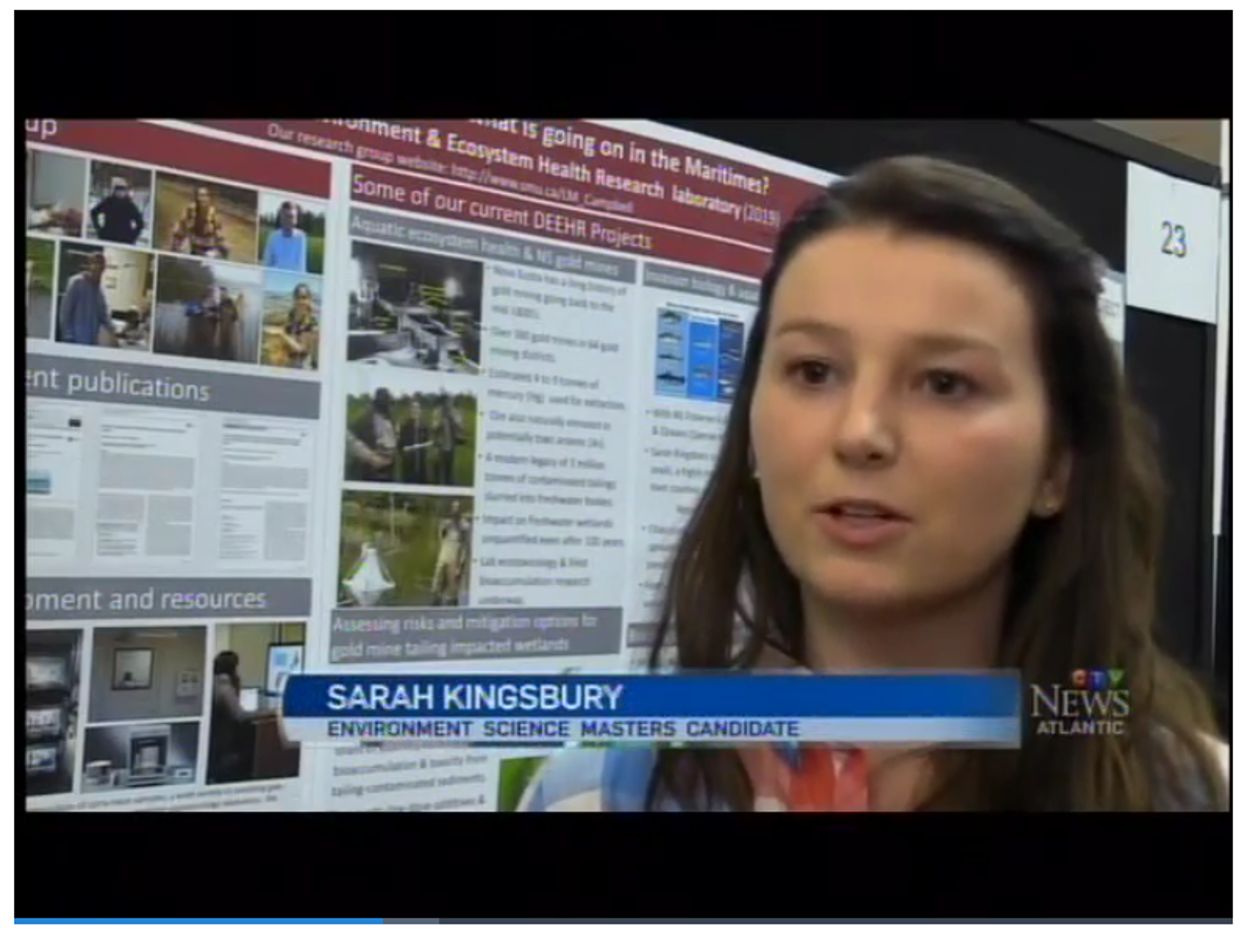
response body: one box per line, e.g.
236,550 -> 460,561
923,369 -> 977,399
788,360 -> 835,386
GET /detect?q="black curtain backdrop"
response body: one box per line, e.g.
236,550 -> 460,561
1124,310 -> 1217,670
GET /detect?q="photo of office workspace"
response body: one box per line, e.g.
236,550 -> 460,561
81,722 -> 201,793
206,623 -> 304,786
26,630 -> 84,798
88,626 -> 207,723
347,242 -> 483,374
81,626 -> 207,792
54,241 -> 154,352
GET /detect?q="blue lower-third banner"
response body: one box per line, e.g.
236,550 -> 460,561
278,673 -> 1022,747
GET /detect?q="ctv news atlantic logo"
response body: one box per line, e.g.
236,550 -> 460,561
1030,669 -> 1130,737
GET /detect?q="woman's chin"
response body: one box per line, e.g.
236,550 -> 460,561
804,562 -> 916,610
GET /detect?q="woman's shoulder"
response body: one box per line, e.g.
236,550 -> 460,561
1150,727 -> 1229,810
518,746 -> 659,812
1200,732 -> 1229,777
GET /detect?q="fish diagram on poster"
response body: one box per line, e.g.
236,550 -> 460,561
654,308 -> 744,403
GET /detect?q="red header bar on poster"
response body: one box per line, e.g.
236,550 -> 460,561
349,164 -> 772,280
192,119 -> 822,248
24,120 -> 331,198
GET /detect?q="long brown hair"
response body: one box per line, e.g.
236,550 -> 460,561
646,156 -> 1225,811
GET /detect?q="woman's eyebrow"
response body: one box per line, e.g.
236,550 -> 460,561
772,319 -> 1002,358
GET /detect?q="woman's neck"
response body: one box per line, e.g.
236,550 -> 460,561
796,574 -> 1009,810
800,573 -> 1009,673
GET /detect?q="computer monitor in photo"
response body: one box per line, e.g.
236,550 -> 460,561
239,688 -> 260,713
265,644 -> 303,697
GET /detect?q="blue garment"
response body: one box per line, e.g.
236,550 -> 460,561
519,731 -> 1228,812
60,274 -> 110,345
519,747 -> 664,812
263,228 -> 308,272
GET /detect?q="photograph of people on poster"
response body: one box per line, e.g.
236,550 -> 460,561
55,242 -> 153,352
258,193 -> 327,275
338,492 -> 473,608
88,161 -> 154,247
154,172 -> 259,263
261,270 -> 321,371
343,370 -> 477,488
153,257 -> 262,363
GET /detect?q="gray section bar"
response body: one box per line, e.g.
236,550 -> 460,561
25,354 -> 321,419
642,261 -> 759,306
330,606 -> 623,663
350,209 -> 637,284
26,577 -> 313,621
627,621 -> 660,648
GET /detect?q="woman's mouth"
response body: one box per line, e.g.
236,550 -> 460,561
814,500 -> 913,548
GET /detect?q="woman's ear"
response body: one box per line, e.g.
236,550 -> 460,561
1032,449 -> 1073,517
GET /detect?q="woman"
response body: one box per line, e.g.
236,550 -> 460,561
273,283 -> 318,370
207,651 -> 250,784
522,156 -> 1228,812
431,500 -> 468,607
170,186 -> 229,258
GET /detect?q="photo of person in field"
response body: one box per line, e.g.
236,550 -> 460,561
344,386 -> 476,488
258,194 -> 327,275
153,257 -> 262,363
338,492 -> 474,609
154,173 -> 259,263
261,271 -> 320,371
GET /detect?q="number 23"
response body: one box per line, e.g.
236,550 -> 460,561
1162,221 -> 1188,258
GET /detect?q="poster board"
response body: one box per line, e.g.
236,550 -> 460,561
23,117 -> 832,811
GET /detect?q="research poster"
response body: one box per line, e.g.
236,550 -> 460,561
24,118 -> 833,812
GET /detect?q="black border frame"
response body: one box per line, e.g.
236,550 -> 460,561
18,8 -> 1232,925
15,812 -> 1233,919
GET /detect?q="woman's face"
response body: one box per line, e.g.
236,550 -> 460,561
749,226 -> 1064,613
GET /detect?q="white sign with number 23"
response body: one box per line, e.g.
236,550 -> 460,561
1125,162 -> 1220,324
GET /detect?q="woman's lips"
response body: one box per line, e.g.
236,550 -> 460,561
814,500 -> 913,549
